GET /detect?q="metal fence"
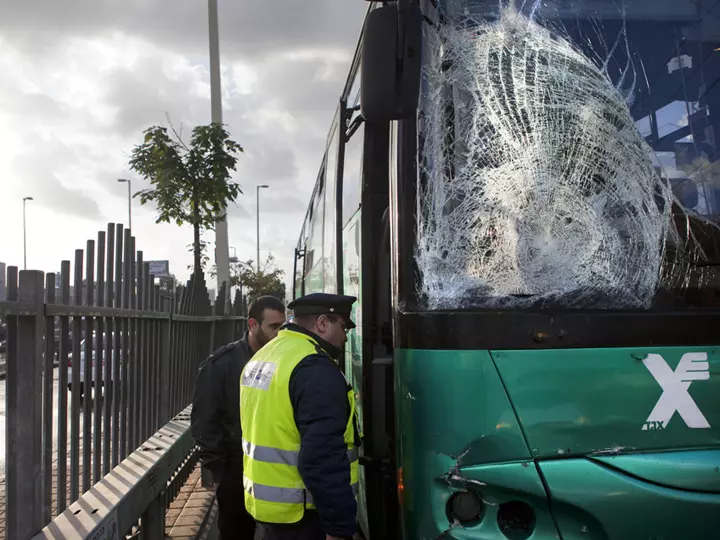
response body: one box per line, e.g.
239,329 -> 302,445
0,222 -> 247,539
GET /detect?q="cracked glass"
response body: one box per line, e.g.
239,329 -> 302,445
415,0 -> 720,310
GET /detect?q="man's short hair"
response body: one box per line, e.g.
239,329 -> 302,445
291,314 -> 319,330
249,295 -> 286,323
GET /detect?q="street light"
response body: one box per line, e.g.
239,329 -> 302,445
256,185 -> 269,273
22,197 -> 33,270
117,178 -> 132,231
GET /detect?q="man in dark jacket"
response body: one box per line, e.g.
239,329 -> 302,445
191,295 -> 286,540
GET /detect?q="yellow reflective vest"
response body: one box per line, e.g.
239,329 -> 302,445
239,328 -> 361,524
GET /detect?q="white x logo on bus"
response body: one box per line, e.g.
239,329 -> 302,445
642,353 -> 710,431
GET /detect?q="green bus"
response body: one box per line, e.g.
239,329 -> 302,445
293,1 -> 720,538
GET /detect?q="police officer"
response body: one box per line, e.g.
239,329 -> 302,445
191,295 -> 287,540
240,293 -> 361,540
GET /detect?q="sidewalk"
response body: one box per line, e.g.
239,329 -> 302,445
166,463 -> 215,539
197,500 -> 265,540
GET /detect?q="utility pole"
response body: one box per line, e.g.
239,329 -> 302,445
208,0 -> 231,305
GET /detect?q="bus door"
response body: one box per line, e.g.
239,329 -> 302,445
341,64 -> 398,536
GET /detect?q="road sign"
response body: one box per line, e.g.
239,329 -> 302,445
146,260 -> 170,278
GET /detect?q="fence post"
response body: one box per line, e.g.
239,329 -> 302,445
159,308 -> 171,425
42,273 -> 56,525
7,270 -> 45,538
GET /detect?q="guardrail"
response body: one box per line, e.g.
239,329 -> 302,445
1,222 -> 246,539
32,406 -> 196,540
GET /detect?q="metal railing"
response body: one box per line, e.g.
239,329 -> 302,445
0,222 -> 246,539
32,406 -> 198,540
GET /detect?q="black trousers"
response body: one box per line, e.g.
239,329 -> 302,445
215,463 -> 257,540
260,511 -> 326,540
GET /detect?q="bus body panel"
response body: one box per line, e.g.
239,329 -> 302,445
592,450 -> 720,493
394,348 -> 536,537
492,347 -> 720,458
395,347 -> 720,538
540,456 -> 720,539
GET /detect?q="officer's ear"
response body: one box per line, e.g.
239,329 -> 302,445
315,314 -> 330,333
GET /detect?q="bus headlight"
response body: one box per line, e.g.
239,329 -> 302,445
447,491 -> 484,524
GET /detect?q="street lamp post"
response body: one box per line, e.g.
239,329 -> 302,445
117,178 -> 132,231
22,197 -> 34,270
256,185 -> 269,273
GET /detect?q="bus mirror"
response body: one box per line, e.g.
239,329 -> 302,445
360,2 -> 422,122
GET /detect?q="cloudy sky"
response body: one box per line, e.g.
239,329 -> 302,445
0,0 -> 368,296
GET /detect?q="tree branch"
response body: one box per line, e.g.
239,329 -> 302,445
166,113 -> 192,153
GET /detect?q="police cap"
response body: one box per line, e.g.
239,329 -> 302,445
288,293 -> 357,329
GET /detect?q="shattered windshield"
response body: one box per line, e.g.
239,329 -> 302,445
416,0 -> 720,310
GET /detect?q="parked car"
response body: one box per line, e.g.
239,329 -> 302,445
68,332 -> 124,395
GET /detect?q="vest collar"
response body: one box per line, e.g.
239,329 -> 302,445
282,323 -> 343,360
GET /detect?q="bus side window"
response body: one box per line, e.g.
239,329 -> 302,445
293,241 -> 306,300
325,117 -> 341,293
305,166 -> 326,293
343,120 -> 365,227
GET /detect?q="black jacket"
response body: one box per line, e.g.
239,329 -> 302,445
191,333 -> 254,483
286,324 -> 361,539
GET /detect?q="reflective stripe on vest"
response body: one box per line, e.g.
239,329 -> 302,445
240,328 -> 362,525
243,438 -> 359,466
244,476 -> 359,505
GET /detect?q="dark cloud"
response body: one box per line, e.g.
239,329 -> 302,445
239,144 -> 298,184
93,38 -> 344,189
103,59 -> 211,137
9,138 -> 104,220
0,0 -> 368,62
262,194 -> 307,215
7,91 -> 69,123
